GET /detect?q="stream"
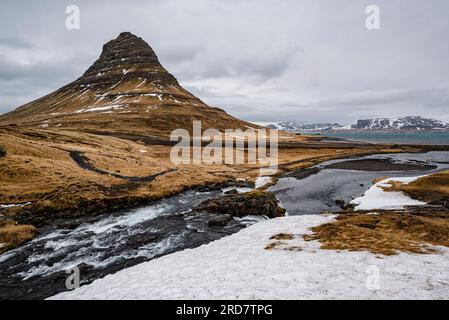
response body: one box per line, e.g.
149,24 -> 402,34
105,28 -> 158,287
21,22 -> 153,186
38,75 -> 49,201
0,151 -> 448,300
269,152 -> 449,215
0,187 -> 260,300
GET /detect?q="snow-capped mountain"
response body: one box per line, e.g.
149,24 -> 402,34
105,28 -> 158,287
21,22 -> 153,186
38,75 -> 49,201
0,32 -> 254,136
350,116 -> 449,131
265,117 -> 449,132
266,122 -> 343,131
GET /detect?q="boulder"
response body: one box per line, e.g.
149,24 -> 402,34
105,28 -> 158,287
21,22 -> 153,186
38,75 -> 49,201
224,189 -> 239,195
335,199 -> 355,211
195,190 -> 286,219
208,214 -> 233,227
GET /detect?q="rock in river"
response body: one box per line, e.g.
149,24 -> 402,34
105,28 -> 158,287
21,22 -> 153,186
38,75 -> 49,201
194,190 -> 286,219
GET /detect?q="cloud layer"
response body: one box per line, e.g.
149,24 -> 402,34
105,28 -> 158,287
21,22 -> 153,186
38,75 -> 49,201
1,0 -> 449,124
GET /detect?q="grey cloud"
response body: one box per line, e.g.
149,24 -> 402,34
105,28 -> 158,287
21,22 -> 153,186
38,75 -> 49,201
184,85 -> 247,99
0,55 -> 73,81
202,86 -> 449,124
309,87 -> 449,110
1,0 -> 449,123
0,37 -> 34,49
176,44 -> 299,82
0,53 -> 92,113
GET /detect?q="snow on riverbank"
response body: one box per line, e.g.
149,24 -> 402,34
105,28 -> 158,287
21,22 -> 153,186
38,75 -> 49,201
0,202 -> 31,209
351,176 -> 427,211
255,176 -> 273,189
50,214 -> 449,300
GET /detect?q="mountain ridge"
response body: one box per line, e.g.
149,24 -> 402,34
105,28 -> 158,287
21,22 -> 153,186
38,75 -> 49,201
265,116 -> 449,132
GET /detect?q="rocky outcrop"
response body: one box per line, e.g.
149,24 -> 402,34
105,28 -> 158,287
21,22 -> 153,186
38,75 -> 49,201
208,214 -> 233,227
73,32 -> 179,90
335,199 -> 355,211
194,190 -> 286,219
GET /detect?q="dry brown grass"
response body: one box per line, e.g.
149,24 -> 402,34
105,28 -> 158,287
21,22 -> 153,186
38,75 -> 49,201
373,176 -> 390,184
0,126 -> 403,220
388,170 -> 449,204
273,146 -> 413,175
265,241 -> 303,252
270,233 -> 295,241
0,220 -> 37,253
265,233 -> 303,251
0,128 -> 246,218
0,121 -> 428,249
304,212 -> 449,255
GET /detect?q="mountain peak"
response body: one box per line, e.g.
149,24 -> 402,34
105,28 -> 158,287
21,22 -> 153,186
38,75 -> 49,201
100,32 -> 157,62
0,33 -> 252,137
118,31 -> 135,37
76,32 -> 178,89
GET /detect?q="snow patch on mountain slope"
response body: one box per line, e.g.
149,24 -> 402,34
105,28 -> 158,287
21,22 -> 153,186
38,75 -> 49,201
351,116 -> 449,131
75,105 -> 125,113
260,117 -> 449,132
265,122 -> 343,132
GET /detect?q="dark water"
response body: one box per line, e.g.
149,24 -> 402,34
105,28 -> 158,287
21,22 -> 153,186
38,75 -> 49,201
322,132 -> 449,145
0,187 -> 261,300
269,152 -> 449,215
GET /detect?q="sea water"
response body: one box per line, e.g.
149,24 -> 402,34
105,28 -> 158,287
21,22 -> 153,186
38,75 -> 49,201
322,131 -> 449,145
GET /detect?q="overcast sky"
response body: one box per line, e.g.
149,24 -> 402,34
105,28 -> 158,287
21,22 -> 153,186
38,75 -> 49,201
1,0 -> 449,124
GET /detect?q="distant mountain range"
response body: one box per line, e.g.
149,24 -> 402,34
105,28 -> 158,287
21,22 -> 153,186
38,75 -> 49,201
266,122 -> 344,131
265,116 -> 449,132
350,116 -> 449,131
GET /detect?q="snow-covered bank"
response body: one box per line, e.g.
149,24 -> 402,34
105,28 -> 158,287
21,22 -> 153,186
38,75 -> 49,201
255,176 -> 273,189
51,215 -> 449,300
0,202 -> 31,209
351,176 -> 427,211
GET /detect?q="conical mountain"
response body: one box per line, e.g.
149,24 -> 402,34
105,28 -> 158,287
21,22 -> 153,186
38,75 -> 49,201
0,32 -> 256,137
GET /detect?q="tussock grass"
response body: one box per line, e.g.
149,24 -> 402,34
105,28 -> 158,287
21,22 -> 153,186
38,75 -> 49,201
0,221 -> 37,253
304,212 -> 449,255
389,170 -> 449,204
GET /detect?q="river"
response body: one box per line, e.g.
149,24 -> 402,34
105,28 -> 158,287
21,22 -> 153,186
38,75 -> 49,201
269,151 -> 449,215
1,151 -> 448,300
0,187 -> 261,300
